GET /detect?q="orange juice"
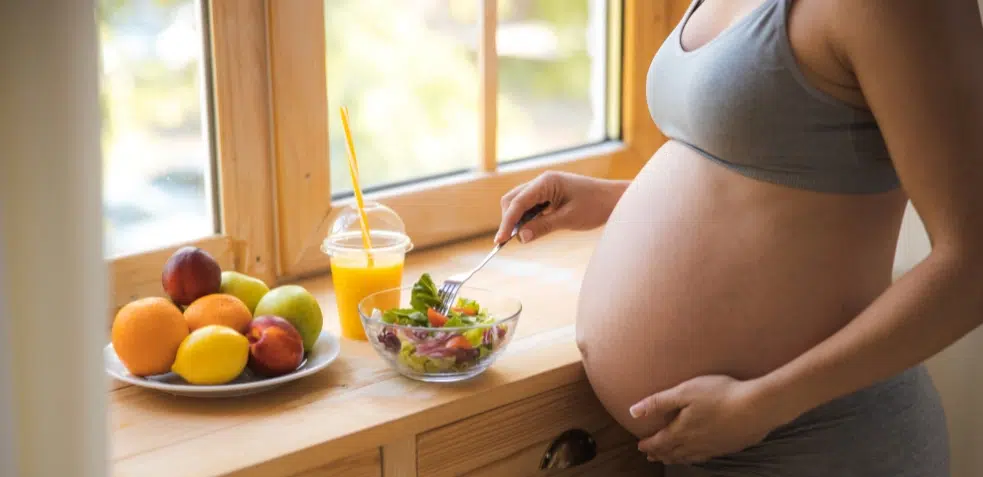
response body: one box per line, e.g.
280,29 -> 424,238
321,201 -> 413,340
329,252 -> 404,340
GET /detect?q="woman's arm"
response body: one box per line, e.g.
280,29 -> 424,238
632,0 -> 983,464
755,0 -> 983,424
495,172 -> 631,244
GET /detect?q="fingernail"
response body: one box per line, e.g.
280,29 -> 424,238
519,229 -> 532,243
629,404 -> 643,418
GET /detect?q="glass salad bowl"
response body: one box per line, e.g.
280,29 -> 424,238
358,274 -> 521,382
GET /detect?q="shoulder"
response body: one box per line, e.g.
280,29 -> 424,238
816,0 -> 983,248
824,0 -> 983,72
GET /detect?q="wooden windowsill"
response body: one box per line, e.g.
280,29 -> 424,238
109,228 -> 603,477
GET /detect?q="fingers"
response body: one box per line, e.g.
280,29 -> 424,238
647,449 -> 708,466
637,402 -> 688,459
638,426 -> 678,457
650,445 -> 709,466
647,444 -> 686,465
641,427 -> 705,466
495,173 -> 559,243
645,442 -> 681,462
516,206 -> 570,243
499,181 -> 525,211
638,404 -> 711,466
495,182 -> 528,243
630,386 -> 684,419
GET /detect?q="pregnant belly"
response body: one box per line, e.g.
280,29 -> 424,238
575,141 -> 906,438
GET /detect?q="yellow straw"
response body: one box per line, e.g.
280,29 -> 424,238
339,106 -> 374,267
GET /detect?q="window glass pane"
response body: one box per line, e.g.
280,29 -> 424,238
98,0 -> 216,258
325,0 -> 479,196
497,0 -> 607,162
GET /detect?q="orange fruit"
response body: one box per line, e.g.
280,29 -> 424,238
111,297 -> 190,377
184,293 -> 253,334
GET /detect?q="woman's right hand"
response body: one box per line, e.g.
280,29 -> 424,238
494,171 -> 628,244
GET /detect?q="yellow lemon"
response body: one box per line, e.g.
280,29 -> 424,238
171,325 -> 249,385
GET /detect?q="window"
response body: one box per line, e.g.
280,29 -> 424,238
103,0 -> 667,310
324,0 -> 480,195
271,0 -> 636,279
323,0 -> 616,195
323,0 -> 618,196
496,0 -> 613,163
97,0 -> 217,258
100,0 -> 278,312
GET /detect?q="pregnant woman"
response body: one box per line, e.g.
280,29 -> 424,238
495,0 -> 983,475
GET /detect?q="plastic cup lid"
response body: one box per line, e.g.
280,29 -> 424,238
320,201 -> 413,256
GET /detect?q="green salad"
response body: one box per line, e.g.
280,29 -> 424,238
379,273 -> 492,328
371,273 -> 510,374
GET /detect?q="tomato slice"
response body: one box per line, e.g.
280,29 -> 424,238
445,335 -> 473,350
451,306 -> 477,316
427,308 -> 448,327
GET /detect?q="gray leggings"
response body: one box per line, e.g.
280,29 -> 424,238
666,365 -> 950,477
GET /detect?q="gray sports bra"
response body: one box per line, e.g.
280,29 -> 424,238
646,0 -> 900,194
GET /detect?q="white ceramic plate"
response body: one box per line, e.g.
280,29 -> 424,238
105,331 -> 340,398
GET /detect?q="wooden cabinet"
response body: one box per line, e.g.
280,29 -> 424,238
289,448 -> 382,477
416,380 -> 660,477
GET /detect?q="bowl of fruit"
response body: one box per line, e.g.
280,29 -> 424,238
104,246 -> 340,398
358,273 -> 520,382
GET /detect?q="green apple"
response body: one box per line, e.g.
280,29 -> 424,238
254,285 -> 323,352
219,271 -> 270,315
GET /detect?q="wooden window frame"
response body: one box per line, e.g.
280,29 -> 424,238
269,0 -> 677,280
108,0 -> 278,313
108,0 -> 685,311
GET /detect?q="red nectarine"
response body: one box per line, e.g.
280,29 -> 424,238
246,315 -> 305,377
161,246 -> 222,306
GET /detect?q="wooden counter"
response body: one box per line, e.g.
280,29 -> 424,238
109,230 -> 659,477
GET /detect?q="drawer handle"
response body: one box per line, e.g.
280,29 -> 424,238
540,428 -> 597,470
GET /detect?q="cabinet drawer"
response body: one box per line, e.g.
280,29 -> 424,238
417,380 -> 660,477
289,448 -> 381,477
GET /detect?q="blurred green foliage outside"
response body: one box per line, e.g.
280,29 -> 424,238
96,0 -> 607,255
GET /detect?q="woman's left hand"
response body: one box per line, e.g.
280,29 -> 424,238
630,375 -> 787,465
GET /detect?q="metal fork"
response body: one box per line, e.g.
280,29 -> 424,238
436,201 -> 551,314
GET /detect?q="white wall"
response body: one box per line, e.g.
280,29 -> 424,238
895,3 -> 983,470
0,1 -> 109,476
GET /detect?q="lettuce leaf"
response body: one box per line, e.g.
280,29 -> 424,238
443,314 -> 466,328
397,273 -> 489,328
410,273 -> 442,312
382,308 -> 428,326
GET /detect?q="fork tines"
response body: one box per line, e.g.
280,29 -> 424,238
437,281 -> 461,314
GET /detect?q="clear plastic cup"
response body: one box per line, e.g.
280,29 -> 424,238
321,201 -> 412,340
